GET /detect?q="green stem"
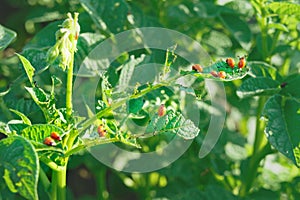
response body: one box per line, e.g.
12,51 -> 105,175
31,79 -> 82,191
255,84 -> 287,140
51,167 -> 67,200
41,156 -> 68,200
66,128 -> 79,150
253,97 -> 267,154
239,97 -> 272,196
79,81 -> 170,134
260,16 -> 268,61
239,4 -> 277,195
64,138 -> 119,157
40,156 -> 65,171
79,72 -> 187,136
51,171 -> 57,200
239,143 -> 272,197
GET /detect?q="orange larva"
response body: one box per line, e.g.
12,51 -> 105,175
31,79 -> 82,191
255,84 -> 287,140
218,71 -> 226,79
44,137 -> 56,146
158,104 -> 166,117
238,56 -> 246,69
192,64 -> 203,72
50,132 -> 62,141
226,58 -> 235,68
97,125 -> 107,137
210,71 -> 218,77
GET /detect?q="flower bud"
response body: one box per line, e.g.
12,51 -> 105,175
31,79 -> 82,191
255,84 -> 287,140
47,46 -> 59,64
62,18 -> 73,29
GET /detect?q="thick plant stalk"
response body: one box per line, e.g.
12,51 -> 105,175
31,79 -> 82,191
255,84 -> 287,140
51,167 -> 67,200
238,2 -> 278,196
239,97 -> 269,196
46,12 -> 80,200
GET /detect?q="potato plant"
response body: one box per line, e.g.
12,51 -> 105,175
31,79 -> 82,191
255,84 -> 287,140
0,0 -> 300,199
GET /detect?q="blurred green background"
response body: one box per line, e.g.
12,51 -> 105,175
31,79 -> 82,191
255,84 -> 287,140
1,0 -> 300,199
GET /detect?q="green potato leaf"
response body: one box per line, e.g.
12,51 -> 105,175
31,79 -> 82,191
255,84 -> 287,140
0,24 -> 17,51
280,74 -> 300,100
0,136 -> 39,200
146,110 -> 200,140
20,124 -> 64,150
9,109 -> 32,126
237,77 -> 280,98
16,54 -> 35,86
262,95 -> 300,167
